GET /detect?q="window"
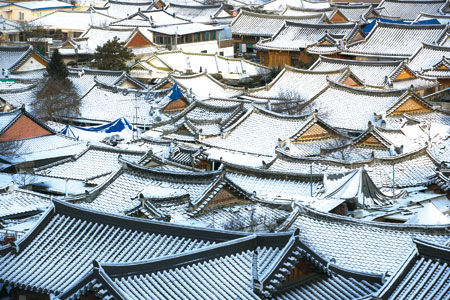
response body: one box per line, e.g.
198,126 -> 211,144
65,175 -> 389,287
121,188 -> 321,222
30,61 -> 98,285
201,50 -> 207,53
194,33 -> 200,42
205,32 -> 210,41
19,12 -> 24,20
211,31 -> 216,40
185,34 -> 192,43
219,51 -> 224,56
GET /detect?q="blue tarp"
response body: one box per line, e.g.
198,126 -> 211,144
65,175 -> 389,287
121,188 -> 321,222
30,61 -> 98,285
61,117 -> 136,136
363,18 -> 441,34
169,84 -> 183,101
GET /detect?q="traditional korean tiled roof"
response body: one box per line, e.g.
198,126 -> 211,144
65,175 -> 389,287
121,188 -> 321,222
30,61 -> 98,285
110,9 -> 189,27
428,168 -> 450,192
147,50 -> 269,76
245,66 -> 349,101
420,57 -> 450,78
0,187 -> 50,220
29,10 -> 117,31
167,73 -> 245,100
0,80 -> 38,109
0,106 -> 55,137
281,204 -> 450,275
1,134 -> 87,166
0,45 -> 48,73
415,12 -> 450,24
332,3 -> 376,22
281,5 -> 334,17
343,22 -> 448,59
152,100 -> 247,139
285,116 -> 350,157
93,0 -> 156,19
0,199 -> 246,297
231,10 -> 325,38
69,159 -> 222,216
258,0 -> 331,13
71,84 -> 154,125
165,3 -> 231,23
256,21 -> 360,51
321,125 -> 418,161
61,232 -> 383,300
35,144 -> 146,184
408,43 -> 450,72
224,162 -> 324,202
310,56 -> 433,89
67,68 -> 125,96
201,107 -> 311,156
300,81 -> 407,132
375,0 -> 447,21
374,239 -> 450,299
268,146 -> 439,188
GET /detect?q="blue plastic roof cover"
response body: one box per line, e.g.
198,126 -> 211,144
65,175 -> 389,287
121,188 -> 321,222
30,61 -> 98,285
363,18 -> 441,34
169,83 -> 183,101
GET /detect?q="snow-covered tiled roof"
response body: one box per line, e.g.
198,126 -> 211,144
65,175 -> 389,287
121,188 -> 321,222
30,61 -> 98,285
29,10 -> 117,31
269,146 -> 439,188
0,199 -> 246,296
408,43 -> 450,72
165,3 -> 230,23
169,73 -> 245,100
67,68 -> 125,96
332,4 -> 375,22
301,81 -> 406,131
72,84 -> 154,125
93,0 -> 154,19
148,22 -> 221,35
12,0 -> 73,10
256,21 -> 359,51
201,107 -> 311,156
281,5 -> 334,17
72,160 -> 222,215
375,0 -> 447,21
0,45 -> 47,73
0,81 -> 40,109
110,9 -> 189,27
258,0 -> 330,12
284,204 -> 450,274
0,188 -> 49,219
148,50 -> 269,76
81,233 -> 382,300
310,56 -> 401,87
231,10 -> 324,38
343,22 -> 448,59
35,144 -> 145,183
246,66 -> 348,101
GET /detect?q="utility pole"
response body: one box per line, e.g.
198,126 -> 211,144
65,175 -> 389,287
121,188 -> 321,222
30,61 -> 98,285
310,164 -> 313,197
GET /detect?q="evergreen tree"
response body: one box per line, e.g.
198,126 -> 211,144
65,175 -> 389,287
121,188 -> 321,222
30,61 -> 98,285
94,37 -> 135,71
47,49 -> 68,80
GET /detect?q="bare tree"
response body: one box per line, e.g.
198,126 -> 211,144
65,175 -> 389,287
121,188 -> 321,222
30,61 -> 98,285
32,79 -> 80,122
271,90 -> 308,115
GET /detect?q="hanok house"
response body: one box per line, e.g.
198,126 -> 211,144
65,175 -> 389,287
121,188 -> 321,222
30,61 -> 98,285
0,107 -> 86,170
0,45 -> 48,78
164,3 -> 233,24
373,239 -> 450,300
148,22 -> 226,54
57,231 -> 384,300
28,10 -> 117,41
0,107 -> 53,143
341,22 -> 448,61
230,10 -> 326,58
0,0 -> 74,22
375,0 -> 448,21
256,22 -> 364,67
58,26 -> 159,64
309,56 -> 438,94
0,199 -> 247,299
92,0 -> 165,19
